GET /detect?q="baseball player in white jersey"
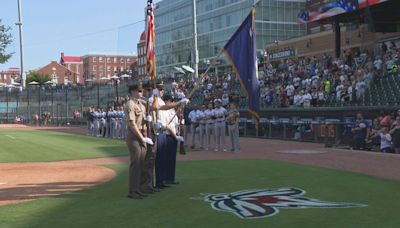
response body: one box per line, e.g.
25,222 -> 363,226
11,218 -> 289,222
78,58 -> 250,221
213,99 -> 228,151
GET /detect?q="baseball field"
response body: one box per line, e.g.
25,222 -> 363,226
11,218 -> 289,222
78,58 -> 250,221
1,127 -> 400,228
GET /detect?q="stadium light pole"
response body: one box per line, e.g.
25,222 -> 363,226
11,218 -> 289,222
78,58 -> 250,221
16,0 -> 25,88
6,86 -> 9,123
27,83 -> 30,120
16,87 -> 19,117
192,0 -> 199,79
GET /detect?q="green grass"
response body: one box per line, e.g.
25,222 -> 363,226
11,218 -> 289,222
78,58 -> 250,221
1,160 -> 400,228
0,129 -> 127,162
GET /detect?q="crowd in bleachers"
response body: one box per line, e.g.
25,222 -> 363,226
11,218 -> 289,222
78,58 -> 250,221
258,43 -> 399,108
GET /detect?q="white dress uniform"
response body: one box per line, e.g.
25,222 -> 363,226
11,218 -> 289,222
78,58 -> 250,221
204,108 -> 216,150
197,110 -> 207,149
94,111 -> 101,137
214,106 -> 228,151
101,111 -> 107,137
111,110 -> 118,139
188,109 -> 199,148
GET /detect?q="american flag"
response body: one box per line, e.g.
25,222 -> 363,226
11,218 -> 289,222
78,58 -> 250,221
146,0 -> 156,83
298,0 -> 374,24
358,0 -> 388,9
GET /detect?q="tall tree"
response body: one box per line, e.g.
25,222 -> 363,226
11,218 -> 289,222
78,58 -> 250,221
0,19 -> 13,64
26,71 -> 51,85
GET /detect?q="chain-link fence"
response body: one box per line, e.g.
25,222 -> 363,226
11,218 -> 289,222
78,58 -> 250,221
0,82 -> 132,125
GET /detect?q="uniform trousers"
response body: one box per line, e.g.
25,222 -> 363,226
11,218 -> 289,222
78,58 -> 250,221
155,133 -> 167,186
228,124 -> 240,152
215,121 -> 226,151
110,118 -> 116,138
190,123 -> 198,147
206,123 -> 216,149
199,124 -> 207,148
165,135 -> 178,183
141,135 -> 156,190
126,134 -> 147,194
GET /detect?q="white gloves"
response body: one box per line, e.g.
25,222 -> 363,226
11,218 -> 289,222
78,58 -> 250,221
175,136 -> 185,142
180,98 -> 190,105
152,89 -> 159,96
142,137 -> 154,145
145,115 -> 153,122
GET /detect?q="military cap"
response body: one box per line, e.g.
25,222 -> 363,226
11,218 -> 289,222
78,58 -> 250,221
142,81 -> 153,89
156,81 -> 164,90
214,98 -> 222,104
128,82 -> 143,92
163,94 -> 174,102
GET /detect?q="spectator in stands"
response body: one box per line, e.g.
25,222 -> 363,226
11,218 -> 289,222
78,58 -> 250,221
15,116 -> 21,124
285,83 -> 295,105
279,88 -> 288,108
380,111 -> 392,128
355,78 -> 366,101
351,113 -> 369,150
73,110 -> 81,119
32,114 -> 39,126
324,79 -> 331,94
370,126 -> 392,153
317,88 -> 325,106
390,115 -> 400,154
302,90 -> 312,108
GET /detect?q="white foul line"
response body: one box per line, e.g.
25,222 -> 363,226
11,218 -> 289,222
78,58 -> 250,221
5,135 -> 16,140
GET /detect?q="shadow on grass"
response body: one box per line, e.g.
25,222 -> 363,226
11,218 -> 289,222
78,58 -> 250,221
0,182 -> 98,203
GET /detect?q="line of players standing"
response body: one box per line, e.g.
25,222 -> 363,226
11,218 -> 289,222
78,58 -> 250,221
87,106 -> 127,139
187,99 -> 241,153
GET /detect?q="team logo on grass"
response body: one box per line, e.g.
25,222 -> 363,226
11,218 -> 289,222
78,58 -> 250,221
195,188 -> 366,219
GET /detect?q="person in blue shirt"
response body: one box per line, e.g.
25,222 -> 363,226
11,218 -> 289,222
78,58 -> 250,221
351,113 -> 369,150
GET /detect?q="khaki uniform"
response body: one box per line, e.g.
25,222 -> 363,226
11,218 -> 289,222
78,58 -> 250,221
125,98 -> 147,195
141,100 -> 157,191
226,109 -> 240,152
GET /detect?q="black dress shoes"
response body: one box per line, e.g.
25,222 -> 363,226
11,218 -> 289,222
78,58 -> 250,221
127,194 -> 143,199
156,184 -> 171,189
135,191 -> 148,197
165,181 -> 180,185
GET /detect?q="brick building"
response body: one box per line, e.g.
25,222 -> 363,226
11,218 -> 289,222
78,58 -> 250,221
82,53 -> 137,84
36,61 -> 78,85
0,68 -> 21,85
137,31 -> 147,78
60,52 -> 84,84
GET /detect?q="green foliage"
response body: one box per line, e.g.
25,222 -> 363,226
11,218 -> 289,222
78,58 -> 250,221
26,71 -> 52,85
0,19 -> 13,64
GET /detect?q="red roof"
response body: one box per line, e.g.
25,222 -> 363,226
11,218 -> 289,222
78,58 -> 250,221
0,67 -> 20,74
140,31 -> 146,41
61,56 -> 82,63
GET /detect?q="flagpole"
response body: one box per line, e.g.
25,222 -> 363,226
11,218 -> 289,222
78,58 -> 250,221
192,0 -> 199,79
16,0 -> 25,88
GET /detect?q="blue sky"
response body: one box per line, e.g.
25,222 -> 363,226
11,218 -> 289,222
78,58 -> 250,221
0,0 -> 149,72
